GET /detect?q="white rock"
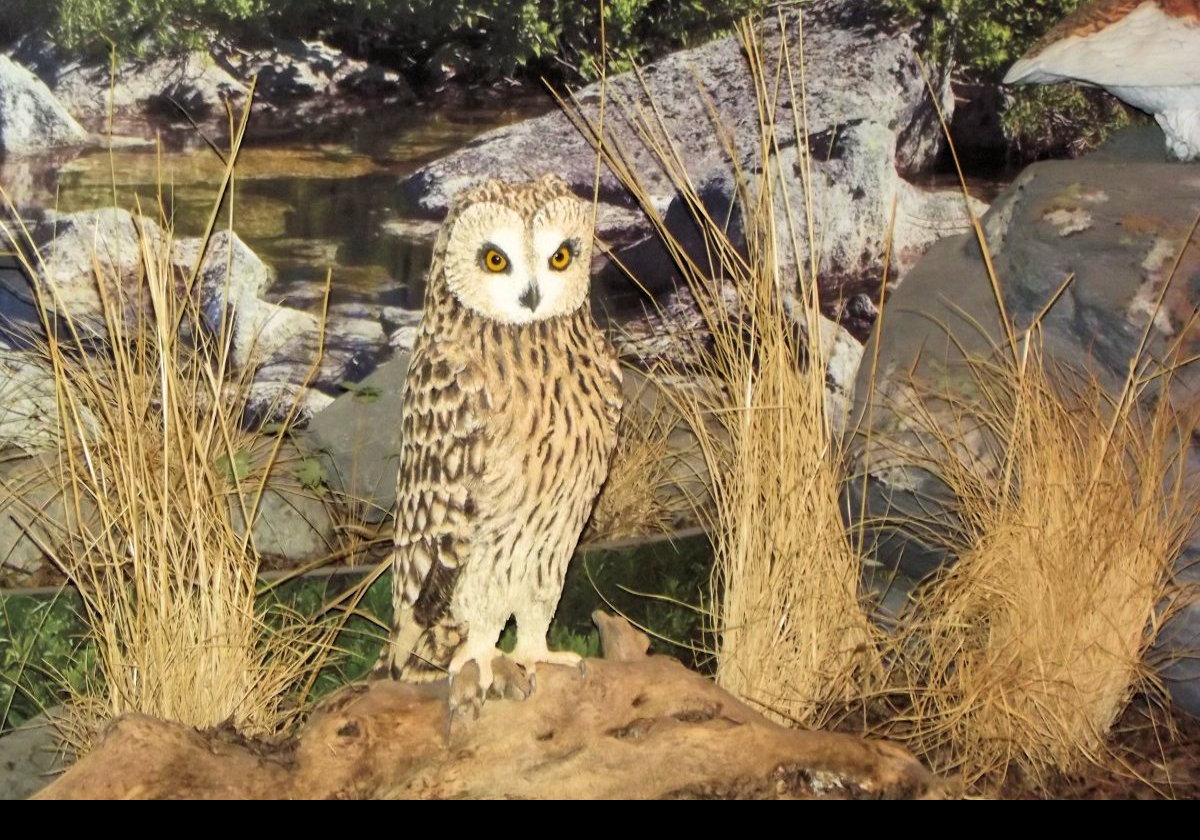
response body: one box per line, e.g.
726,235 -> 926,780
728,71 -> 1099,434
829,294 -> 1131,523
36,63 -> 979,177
1004,1 -> 1200,160
0,55 -> 88,154
34,207 -> 163,319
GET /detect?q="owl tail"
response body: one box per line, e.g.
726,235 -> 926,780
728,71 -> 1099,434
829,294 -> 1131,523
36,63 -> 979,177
374,613 -> 465,682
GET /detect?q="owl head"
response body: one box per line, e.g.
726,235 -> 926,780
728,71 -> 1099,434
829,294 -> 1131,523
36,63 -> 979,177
434,174 -> 593,325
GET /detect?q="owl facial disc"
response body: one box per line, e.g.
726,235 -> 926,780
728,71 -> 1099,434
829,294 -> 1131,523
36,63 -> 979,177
441,194 -> 592,325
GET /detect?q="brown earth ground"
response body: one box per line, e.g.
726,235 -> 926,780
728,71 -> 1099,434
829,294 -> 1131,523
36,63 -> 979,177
1004,700 -> 1200,799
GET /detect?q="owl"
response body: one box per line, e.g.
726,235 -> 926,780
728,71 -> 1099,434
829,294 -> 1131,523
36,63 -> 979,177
379,174 -> 623,714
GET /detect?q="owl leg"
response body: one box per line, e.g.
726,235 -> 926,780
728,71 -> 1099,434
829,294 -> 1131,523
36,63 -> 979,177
445,613 -> 511,718
509,598 -> 584,687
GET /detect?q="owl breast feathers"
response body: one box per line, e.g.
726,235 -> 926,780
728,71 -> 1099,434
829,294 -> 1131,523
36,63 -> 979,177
380,174 -> 622,704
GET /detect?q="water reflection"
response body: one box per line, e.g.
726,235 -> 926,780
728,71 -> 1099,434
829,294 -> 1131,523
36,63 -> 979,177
3,97 -> 552,321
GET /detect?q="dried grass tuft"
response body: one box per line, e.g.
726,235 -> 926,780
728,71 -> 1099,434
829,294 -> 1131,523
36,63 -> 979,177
0,111 -> 336,750
868,333 -> 1197,791
855,61 -> 1200,789
586,377 -> 689,543
569,7 -> 1199,787
563,13 -> 881,725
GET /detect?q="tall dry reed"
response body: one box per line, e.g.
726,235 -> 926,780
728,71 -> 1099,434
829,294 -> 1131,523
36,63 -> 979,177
565,13 -> 880,724
868,336 -> 1196,790
0,109 -> 334,747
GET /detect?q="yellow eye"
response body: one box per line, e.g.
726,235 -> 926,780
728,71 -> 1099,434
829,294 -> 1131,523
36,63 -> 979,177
483,248 -> 508,273
549,243 -> 573,271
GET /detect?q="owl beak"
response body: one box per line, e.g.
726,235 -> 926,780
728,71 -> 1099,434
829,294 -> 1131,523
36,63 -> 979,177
518,282 -> 542,312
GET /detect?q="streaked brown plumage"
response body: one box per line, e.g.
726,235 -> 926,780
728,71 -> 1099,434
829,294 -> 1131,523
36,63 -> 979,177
379,175 -> 622,708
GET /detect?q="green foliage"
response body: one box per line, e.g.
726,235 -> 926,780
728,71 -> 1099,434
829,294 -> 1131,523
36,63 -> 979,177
881,0 -> 1082,77
498,622 -> 602,658
215,449 -> 254,482
1,593 -> 95,733
282,0 -> 760,82
1001,85 -> 1145,159
293,456 -> 330,491
881,0 -> 1146,159
1,532 -> 711,732
554,532 -> 712,668
6,0 -> 760,85
259,571 -> 391,700
562,0 -> 763,80
56,0 -> 266,56
266,535 -> 713,697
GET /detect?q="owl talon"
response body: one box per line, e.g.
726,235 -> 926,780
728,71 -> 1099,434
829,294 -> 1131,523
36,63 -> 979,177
507,646 -> 584,688
448,659 -> 485,720
489,654 -> 534,700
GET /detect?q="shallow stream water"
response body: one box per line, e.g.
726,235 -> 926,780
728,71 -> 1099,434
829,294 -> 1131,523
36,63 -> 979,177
5,94 -> 552,321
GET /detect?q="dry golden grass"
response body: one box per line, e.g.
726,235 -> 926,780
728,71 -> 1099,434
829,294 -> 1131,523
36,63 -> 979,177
854,61 -> 1200,790
0,110 -> 336,749
585,377 -> 689,543
571,7 -> 1199,787
867,338 -> 1196,791
564,13 -> 881,725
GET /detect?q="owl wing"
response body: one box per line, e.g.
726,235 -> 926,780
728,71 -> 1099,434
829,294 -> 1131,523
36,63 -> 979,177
393,337 -> 492,635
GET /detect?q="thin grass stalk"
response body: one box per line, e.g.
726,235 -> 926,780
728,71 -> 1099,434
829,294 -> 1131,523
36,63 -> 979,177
0,104 -> 338,747
857,77 -> 1200,787
561,10 -> 880,725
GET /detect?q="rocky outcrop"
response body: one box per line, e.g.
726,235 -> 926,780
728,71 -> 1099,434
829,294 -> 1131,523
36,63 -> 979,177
302,354 -> 410,525
0,208 -> 388,424
29,208 -> 165,316
396,1 -> 980,421
0,55 -> 88,154
847,126 -> 1200,716
20,47 -> 244,134
225,440 -> 337,564
10,34 -> 414,138
216,38 -> 413,104
402,2 -> 975,307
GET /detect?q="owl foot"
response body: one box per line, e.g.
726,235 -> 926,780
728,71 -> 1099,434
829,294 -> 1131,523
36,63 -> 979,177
508,646 -> 586,691
489,654 -> 534,700
446,645 -> 514,720
443,652 -> 537,742
448,659 -> 486,721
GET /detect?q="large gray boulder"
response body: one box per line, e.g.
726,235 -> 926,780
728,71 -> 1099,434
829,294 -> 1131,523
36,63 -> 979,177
0,336 -> 71,456
0,454 -> 83,582
29,207 -> 163,317
0,55 -> 87,154
30,49 -> 244,134
0,710 -> 64,800
0,209 -> 384,423
302,353 -> 411,525
176,231 -> 386,417
848,126 -> 1200,715
397,2 -> 980,427
401,1 -> 975,310
226,439 -> 338,563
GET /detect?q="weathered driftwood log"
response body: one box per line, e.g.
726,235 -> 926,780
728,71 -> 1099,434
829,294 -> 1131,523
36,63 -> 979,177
35,613 -> 940,799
